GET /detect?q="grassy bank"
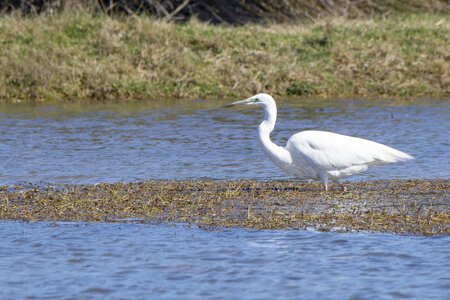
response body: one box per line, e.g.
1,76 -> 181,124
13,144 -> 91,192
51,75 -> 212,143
1,179 -> 448,235
0,11 -> 448,103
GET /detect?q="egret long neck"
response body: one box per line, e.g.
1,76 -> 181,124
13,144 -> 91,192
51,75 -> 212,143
257,104 -> 292,168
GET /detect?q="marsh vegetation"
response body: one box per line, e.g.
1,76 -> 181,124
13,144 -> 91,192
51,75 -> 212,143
1,179 -> 448,235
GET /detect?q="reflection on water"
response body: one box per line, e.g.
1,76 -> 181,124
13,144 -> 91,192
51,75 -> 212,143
0,99 -> 448,184
0,221 -> 448,299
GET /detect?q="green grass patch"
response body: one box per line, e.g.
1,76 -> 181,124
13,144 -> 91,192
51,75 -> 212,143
0,11 -> 448,103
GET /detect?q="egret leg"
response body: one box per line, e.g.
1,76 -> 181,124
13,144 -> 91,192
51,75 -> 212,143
319,173 -> 328,192
333,178 -> 347,191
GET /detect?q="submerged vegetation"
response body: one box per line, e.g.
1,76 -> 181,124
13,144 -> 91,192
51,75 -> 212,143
0,2 -> 448,102
1,179 -> 448,235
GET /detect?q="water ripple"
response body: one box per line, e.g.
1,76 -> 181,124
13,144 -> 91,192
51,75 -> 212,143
0,101 -> 448,184
3,221 -> 449,299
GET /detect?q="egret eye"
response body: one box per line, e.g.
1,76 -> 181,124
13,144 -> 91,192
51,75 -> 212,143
252,98 -> 259,103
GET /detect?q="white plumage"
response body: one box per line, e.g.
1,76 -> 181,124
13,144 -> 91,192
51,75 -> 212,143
227,93 -> 413,191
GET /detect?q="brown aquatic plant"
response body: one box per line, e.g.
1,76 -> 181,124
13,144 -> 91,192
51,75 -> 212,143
1,179 -> 448,236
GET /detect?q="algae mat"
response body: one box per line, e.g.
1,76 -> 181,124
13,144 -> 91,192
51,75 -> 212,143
1,179 -> 448,236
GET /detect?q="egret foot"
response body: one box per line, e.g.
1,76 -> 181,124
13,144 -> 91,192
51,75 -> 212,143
333,178 -> 347,191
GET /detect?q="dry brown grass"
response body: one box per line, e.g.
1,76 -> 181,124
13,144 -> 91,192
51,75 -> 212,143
2,1 -> 449,23
0,10 -> 448,102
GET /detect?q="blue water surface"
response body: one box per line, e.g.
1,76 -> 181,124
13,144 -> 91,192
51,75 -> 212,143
0,221 -> 449,300
0,100 -> 449,299
0,100 -> 448,184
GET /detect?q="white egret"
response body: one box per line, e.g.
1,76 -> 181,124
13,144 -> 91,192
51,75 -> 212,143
226,93 -> 413,191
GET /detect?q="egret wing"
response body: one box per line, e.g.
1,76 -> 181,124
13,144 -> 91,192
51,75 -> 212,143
286,130 -> 412,172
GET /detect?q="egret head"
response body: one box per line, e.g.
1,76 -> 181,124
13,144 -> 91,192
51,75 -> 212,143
225,93 -> 275,109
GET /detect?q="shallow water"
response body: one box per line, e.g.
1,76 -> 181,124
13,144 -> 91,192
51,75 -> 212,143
0,221 -> 448,300
0,99 -> 448,184
1,100 -> 449,299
